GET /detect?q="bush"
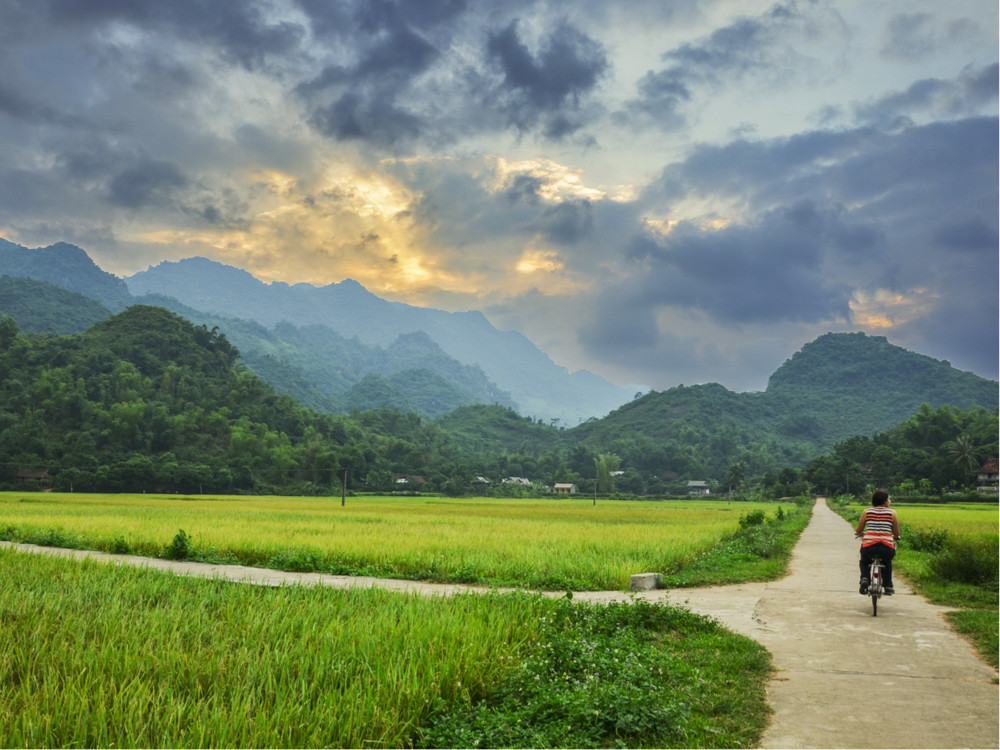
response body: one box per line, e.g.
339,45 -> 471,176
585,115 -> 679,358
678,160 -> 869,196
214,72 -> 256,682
903,527 -> 948,553
166,529 -> 191,560
738,510 -> 766,529
929,536 -> 999,586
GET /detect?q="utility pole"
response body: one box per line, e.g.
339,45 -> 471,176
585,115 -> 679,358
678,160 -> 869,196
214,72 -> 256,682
341,468 -> 347,506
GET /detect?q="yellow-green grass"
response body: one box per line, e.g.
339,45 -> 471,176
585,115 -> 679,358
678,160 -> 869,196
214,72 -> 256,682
891,501 -> 999,537
0,547 -> 540,748
0,548 -> 772,749
0,493 -> 789,590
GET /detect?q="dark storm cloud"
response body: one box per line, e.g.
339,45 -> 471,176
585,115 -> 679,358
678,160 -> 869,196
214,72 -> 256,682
107,158 -> 189,208
528,201 -> 594,245
620,202 -> 855,325
581,111 -> 998,376
296,0 -> 466,38
625,2 -> 811,128
854,63 -> 998,126
298,19 -> 439,145
45,0 -> 305,70
485,20 -> 609,138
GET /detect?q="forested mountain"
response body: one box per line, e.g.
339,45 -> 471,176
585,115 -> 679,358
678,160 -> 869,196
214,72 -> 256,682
0,306 -> 440,494
136,290 -> 517,418
0,240 -> 631,422
0,306 -> 995,496
0,249 -> 515,419
0,238 -> 131,311
0,276 -> 111,335
765,332 -> 995,441
125,256 -> 641,422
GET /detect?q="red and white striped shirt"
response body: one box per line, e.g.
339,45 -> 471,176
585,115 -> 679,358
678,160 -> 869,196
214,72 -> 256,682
859,506 -> 898,549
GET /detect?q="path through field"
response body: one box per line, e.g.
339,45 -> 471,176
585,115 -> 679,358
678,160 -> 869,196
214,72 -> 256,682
3,498 -> 996,749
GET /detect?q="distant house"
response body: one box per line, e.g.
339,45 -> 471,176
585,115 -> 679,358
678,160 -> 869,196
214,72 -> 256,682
473,476 -> 490,485
553,483 -> 577,494
502,476 -> 531,485
977,459 -> 999,494
17,468 -> 52,490
687,480 -> 711,496
394,474 -> 427,486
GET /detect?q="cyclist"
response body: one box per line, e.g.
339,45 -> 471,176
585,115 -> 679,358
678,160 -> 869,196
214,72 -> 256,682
854,489 -> 901,595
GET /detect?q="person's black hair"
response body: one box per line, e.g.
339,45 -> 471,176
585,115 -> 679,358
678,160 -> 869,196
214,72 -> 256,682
871,489 -> 889,506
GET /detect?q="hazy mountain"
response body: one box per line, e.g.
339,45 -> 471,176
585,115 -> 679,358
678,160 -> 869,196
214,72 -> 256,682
0,241 -> 626,421
126,257 -> 641,422
0,238 -> 131,311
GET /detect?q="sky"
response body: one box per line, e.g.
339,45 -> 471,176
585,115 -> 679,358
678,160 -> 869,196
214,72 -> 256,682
0,0 -> 997,393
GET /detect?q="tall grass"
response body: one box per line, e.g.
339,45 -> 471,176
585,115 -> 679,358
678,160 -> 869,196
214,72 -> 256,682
0,549 -> 772,748
0,493 -> 793,590
0,548 -> 540,748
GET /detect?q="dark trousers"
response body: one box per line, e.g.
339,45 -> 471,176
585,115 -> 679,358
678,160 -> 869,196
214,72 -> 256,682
860,543 -> 895,587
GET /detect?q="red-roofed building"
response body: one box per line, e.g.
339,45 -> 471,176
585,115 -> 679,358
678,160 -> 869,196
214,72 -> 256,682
976,459 -> 998,494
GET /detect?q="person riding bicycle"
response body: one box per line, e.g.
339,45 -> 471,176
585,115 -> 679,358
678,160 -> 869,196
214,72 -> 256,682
855,489 -> 901,595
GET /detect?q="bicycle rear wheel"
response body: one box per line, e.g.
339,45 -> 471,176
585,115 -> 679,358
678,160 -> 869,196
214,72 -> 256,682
871,592 -> 878,616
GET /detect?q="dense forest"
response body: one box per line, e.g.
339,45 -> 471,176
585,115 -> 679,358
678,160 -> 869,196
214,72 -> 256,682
0,305 -> 996,498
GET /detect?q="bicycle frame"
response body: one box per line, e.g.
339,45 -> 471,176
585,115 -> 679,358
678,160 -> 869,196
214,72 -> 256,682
868,557 -> 884,616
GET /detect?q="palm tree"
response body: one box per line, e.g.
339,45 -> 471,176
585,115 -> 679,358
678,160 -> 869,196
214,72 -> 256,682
942,435 -> 981,474
725,461 -> 747,495
594,453 -> 621,493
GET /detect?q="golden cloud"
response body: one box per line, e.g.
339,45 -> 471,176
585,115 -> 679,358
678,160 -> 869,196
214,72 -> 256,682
849,288 -> 939,329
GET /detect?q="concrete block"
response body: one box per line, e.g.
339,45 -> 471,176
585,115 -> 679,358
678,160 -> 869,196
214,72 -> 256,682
629,572 -> 662,591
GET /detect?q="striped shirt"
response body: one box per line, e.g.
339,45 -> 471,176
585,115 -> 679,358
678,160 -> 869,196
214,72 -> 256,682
859,506 -> 897,549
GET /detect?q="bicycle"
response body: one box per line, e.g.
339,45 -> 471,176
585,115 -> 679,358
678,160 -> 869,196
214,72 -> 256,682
865,556 -> 885,617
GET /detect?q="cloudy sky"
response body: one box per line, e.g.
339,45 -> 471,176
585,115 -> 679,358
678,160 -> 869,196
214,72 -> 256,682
1,0 -> 996,392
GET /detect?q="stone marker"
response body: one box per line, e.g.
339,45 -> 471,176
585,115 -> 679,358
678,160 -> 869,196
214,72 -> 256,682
629,572 -> 662,590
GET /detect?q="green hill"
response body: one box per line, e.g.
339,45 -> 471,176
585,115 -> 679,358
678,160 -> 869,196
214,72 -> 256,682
0,275 -> 111,334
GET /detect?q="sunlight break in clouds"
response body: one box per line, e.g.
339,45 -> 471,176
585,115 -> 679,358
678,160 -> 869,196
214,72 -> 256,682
849,288 -> 941,330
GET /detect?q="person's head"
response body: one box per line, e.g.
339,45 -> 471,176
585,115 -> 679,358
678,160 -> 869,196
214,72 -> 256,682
871,489 -> 890,506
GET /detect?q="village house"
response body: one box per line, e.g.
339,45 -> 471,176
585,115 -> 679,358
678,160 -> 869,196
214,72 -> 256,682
17,468 -> 52,490
976,459 -> 998,494
553,483 -> 576,494
502,476 -> 531,485
687,480 -> 711,496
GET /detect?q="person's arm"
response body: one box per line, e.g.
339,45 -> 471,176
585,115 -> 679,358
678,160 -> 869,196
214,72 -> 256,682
892,511 -> 901,540
854,510 -> 867,536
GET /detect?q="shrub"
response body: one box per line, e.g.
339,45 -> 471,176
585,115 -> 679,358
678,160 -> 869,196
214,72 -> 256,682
903,527 -> 948,553
738,510 -> 766,529
110,535 -> 133,555
166,529 -> 190,560
929,536 -> 999,586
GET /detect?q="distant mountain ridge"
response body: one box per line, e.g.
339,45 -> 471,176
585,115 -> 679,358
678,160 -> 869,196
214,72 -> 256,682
126,256 -> 641,422
0,240 -> 637,421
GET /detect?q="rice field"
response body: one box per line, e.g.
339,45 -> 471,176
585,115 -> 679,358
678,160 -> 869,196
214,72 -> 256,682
891,502 -> 999,538
0,493 -> 789,590
0,548 -> 543,748
0,545 -> 773,749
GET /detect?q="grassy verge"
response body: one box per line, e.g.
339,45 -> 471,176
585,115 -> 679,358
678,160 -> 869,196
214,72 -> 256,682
419,597 -> 771,749
828,496 -> 998,671
660,499 -> 813,588
0,549 -> 770,749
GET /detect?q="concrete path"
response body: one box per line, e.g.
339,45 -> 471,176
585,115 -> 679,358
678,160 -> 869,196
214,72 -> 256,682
620,498 -> 999,750
3,498 -> 997,748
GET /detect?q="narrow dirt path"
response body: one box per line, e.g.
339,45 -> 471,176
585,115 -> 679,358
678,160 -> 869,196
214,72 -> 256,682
3,498 -> 997,748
